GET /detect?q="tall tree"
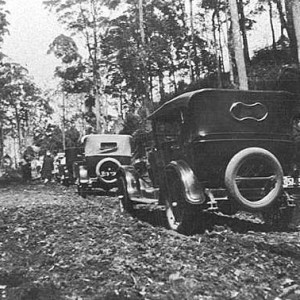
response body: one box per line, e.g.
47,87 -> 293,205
103,0 -> 215,107
44,0 -> 122,133
274,0 -> 288,38
291,0 -> 300,66
229,0 -> 248,89
211,4 -> 223,87
138,0 -> 152,111
202,0 -> 236,87
256,0 -> 280,50
284,0 -> 298,63
186,0 -> 195,82
268,0 -> 276,50
47,34 -> 90,138
0,62 -> 53,156
237,0 -> 250,65
0,0 -> 9,158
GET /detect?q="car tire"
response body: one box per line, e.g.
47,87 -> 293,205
96,158 -> 121,185
165,168 -> 199,234
63,180 -> 70,187
77,184 -> 87,198
225,147 -> 283,211
118,176 -> 133,213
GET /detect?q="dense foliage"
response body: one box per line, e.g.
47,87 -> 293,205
2,0 -> 300,157
41,0 -> 300,136
0,62 -> 54,156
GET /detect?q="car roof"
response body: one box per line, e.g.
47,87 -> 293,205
82,134 -> 132,157
148,88 -> 298,120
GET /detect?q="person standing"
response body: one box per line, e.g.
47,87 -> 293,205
41,151 -> 54,183
20,151 -> 32,183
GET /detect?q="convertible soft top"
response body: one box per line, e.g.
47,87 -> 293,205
82,134 -> 132,157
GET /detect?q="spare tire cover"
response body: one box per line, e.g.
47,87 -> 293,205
225,147 -> 283,211
96,158 -> 121,184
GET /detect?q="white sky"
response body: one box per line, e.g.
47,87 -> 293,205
2,0 -> 64,89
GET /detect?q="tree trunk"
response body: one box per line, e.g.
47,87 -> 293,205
268,0 -> 277,50
229,0 -> 248,90
237,0 -> 250,65
90,0 -> 103,133
285,0 -> 298,63
292,0 -> 300,66
138,0 -> 152,112
184,0 -> 194,83
217,9 -> 225,74
158,69 -> 165,101
0,122 -> 3,159
189,0 -> 200,79
225,5 -> 235,86
170,57 -> 178,93
139,0 -> 145,45
212,10 -> 223,88
14,103 -> 23,156
149,73 -> 154,104
275,0 -> 288,36
62,91 -> 66,150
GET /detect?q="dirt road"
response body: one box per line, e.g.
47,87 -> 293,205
1,181 -> 300,300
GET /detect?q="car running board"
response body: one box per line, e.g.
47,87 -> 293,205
130,196 -> 159,204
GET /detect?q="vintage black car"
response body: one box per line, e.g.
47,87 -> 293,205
118,88 -> 300,232
74,134 -> 132,197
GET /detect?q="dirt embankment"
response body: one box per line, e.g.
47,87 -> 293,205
1,182 -> 300,300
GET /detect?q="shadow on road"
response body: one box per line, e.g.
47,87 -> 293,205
130,204 -> 293,235
71,186 -> 298,235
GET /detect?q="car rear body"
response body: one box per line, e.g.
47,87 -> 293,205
74,134 -> 132,196
119,88 -> 300,232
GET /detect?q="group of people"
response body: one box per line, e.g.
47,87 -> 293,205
20,149 -> 54,183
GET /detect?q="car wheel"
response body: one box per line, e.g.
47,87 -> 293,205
63,180 -> 70,187
165,169 -> 196,234
77,184 -> 87,198
61,178 -> 69,187
96,158 -> 121,185
118,176 -> 133,213
225,147 -> 283,211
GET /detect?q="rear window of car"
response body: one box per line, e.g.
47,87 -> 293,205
100,142 -> 117,150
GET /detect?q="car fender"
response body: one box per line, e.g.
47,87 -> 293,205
119,166 -> 140,197
166,160 -> 206,204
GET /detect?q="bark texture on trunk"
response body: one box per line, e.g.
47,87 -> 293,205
229,0 -> 248,90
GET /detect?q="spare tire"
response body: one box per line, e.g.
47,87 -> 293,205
96,158 -> 121,184
225,147 -> 283,211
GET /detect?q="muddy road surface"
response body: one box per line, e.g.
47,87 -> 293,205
1,181 -> 300,300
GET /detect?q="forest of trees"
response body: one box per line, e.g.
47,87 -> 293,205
1,0 -> 300,163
